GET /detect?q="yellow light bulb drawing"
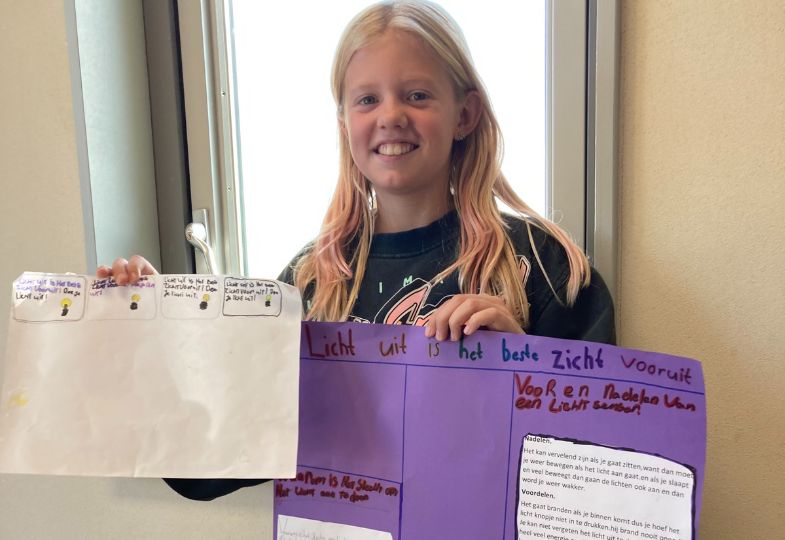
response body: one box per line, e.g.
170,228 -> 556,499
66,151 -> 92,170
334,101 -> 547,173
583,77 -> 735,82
60,297 -> 72,316
130,293 -> 141,310
8,392 -> 29,408
200,293 -> 210,310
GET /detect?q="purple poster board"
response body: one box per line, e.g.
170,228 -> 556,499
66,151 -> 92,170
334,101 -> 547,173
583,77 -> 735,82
274,322 -> 705,540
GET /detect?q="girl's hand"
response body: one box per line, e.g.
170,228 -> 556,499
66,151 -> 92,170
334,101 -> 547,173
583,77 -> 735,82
96,255 -> 158,285
424,294 -> 524,341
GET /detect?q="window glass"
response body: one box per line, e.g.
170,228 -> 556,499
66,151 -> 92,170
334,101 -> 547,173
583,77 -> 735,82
230,1 -> 545,279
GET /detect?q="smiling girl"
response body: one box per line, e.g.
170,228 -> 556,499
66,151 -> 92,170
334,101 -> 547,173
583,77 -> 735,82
99,0 -> 615,500
281,0 -> 615,344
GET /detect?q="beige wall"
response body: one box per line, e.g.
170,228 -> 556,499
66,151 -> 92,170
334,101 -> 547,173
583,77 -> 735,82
0,3 -> 88,355
619,1 -> 785,538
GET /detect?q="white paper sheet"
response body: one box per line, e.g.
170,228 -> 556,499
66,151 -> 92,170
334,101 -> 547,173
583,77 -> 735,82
0,273 -> 301,478
277,515 -> 393,540
518,436 -> 693,540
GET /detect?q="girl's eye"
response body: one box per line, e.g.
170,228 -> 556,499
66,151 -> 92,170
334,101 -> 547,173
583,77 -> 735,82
358,96 -> 377,106
408,91 -> 429,102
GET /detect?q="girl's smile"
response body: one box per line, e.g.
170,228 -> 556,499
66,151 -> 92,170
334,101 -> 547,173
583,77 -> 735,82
374,141 -> 419,158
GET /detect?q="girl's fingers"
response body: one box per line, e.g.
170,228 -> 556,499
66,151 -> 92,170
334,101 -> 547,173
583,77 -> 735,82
462,307 -> 497,335
464,307 -> 523,336
423,323 -> 436,338
447,297 -> 514,339
425,294 -> 522,341
127,255 -> 158,282
447,297 -> 484,341
426,295 -> 465,341
101,256 -> 158,285
112,258 -> 131,285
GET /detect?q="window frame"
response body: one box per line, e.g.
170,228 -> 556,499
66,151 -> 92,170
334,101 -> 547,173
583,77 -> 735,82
178,0 -> 244,275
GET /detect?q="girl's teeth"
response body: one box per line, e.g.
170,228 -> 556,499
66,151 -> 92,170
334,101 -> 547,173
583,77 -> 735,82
377,143 -> 415,156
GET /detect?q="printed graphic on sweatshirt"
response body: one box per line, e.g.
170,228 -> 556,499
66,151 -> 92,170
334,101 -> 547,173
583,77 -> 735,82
368,255 -> 531,326
377,277 -> 451,326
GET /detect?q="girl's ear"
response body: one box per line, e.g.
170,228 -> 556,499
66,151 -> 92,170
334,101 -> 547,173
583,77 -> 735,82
456,90 -> 483,140
338,112 -> 347,137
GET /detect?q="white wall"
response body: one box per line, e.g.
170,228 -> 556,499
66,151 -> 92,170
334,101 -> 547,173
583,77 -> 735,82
0,2 -> 273,538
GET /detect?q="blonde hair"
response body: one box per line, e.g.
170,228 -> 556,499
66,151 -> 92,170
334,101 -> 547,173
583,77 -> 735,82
295,0 -> 590,327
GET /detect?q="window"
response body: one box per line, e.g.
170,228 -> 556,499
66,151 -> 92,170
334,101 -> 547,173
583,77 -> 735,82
174,0 -> 619,296
230,1 -> 545,279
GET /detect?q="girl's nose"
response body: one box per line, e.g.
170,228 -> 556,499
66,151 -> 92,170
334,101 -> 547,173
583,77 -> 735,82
377,100 -> 408,129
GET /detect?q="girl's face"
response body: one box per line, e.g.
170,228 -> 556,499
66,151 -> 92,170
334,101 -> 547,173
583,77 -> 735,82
340,30 -> 478,204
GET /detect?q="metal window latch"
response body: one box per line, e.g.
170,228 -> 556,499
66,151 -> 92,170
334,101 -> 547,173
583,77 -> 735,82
185,209 -> 220,274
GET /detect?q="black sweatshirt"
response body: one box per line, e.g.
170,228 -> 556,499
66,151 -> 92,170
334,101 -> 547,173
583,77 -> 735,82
165,211 -> 616,501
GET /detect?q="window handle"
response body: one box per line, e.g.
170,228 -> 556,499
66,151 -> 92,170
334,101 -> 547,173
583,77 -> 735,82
185,222 -> 220,275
